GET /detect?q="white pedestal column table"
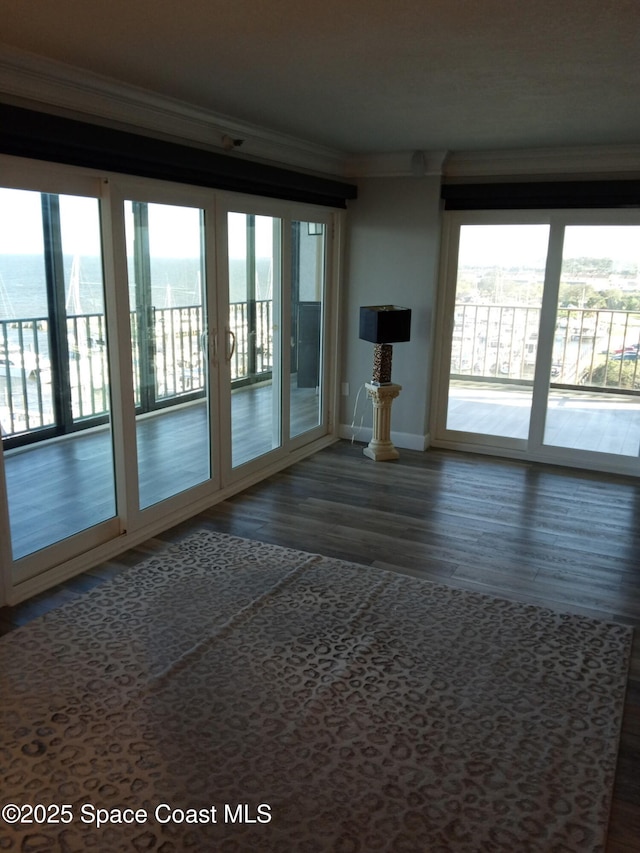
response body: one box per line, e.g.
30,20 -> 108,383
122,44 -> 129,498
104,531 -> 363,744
363,382 -> 402,461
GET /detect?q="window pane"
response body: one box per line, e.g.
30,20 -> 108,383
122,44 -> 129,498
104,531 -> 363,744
446,224 -> 549,439
228,212 -> 281,468
125,201 -> 210,508
543,225 -> 640,456
0,188 -> 53,436
2,189 -> 116,558
60,195 -> 110,424
291,221 -> 325,438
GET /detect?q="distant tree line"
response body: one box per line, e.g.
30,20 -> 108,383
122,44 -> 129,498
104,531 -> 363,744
562,257 -> 637,278
457,261 -> 640,311
588,361 -> 640,390
558,284 -> 640,311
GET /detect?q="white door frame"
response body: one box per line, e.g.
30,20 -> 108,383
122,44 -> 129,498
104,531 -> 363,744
431,208 -> 640,477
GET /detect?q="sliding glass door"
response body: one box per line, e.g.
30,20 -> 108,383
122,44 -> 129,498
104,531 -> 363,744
291,220 -> 327,438
434,212 -> 640,474
443,223 -> 549,444
124,199 -> 212,508
1,185 -> 118,563
219,202 -> 332,480
227,212 -> 282,469
1,161 -> 339,602
542,225 -> 640,457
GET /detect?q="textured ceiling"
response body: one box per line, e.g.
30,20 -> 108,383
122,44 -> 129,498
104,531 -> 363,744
1,0 -> 639,155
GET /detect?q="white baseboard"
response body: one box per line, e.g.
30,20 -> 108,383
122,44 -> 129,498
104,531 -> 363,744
338,424 -> 430,452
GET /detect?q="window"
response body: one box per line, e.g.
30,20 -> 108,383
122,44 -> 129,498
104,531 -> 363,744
433,211 -> 640,476
0,158 -> 339,598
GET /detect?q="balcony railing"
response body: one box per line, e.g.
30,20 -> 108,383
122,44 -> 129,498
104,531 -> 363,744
1,300 -> 273,440
452,304 -> 640,389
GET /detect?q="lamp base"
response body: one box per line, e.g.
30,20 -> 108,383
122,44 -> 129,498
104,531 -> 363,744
363,443 -> 399,462
372,343 -> 393,385
363,382 -> 402,461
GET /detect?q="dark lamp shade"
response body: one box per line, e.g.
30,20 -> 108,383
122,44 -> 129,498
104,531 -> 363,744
359,306 -> 412,344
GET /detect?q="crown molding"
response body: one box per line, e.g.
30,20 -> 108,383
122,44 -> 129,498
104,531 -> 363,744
0,43 -> 347,178
2,45 -> 639,184
344,150 -> 449,178
444,146 -> 640,181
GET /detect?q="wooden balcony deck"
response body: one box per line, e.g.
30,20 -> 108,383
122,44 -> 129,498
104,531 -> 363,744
3,383 -> 320,560
447,380 -> 640,457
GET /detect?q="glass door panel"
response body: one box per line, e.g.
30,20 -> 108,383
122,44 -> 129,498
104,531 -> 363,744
290,221 -> 325,438
1,188 -> 116,559
125,201 -> 210,509
543,225 -> 640,456
445,224 -> 549,439
227,212 -> 282,468
61,195 -> 112,427
0,189 -> 53,438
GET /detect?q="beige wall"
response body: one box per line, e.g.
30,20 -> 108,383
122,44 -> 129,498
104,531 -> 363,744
340,175 -> 442,449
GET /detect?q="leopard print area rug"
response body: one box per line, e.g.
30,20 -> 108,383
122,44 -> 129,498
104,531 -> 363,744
0,531 -> 632,852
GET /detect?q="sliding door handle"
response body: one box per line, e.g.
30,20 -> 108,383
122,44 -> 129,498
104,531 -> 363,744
201,326 -> 219,367
211,329 -> 218,367
226,328 -> 236,362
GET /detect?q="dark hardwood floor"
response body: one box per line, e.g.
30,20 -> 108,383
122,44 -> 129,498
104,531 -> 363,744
1,441 -> 639,851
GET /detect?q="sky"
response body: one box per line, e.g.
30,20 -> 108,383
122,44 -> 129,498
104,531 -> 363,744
0,188 -> 276,260
3,187 -> 639,268
459,223 -> 640,269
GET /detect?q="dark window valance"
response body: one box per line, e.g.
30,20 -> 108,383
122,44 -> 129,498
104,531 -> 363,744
441,180 -> 640,210
0,103 -> 357,208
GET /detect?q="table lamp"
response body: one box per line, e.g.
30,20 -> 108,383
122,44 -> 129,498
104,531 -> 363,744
359,305 -> 411,461
359,305 -> 411,384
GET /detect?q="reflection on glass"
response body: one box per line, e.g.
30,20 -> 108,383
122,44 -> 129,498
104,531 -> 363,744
543,225 -> 640,456
125,201 -> 210,508
290,221 -> 325,438
1,188 -> 116,558
228,212 -> 281,467
446,224 -> 550,439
